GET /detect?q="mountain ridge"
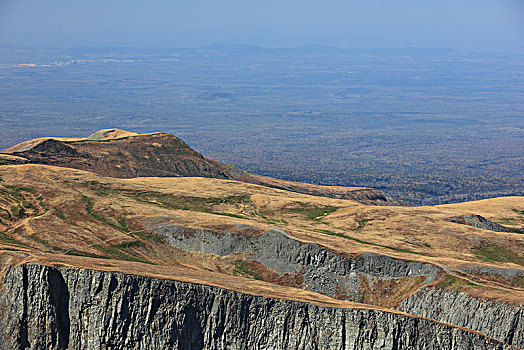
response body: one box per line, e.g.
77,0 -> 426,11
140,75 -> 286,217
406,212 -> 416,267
1,129 -> 399,205
0,129 -> 522,348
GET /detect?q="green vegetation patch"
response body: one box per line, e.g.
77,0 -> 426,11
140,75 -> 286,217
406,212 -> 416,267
132,230 -> 164,242
10,205 -> 25,219
472,244 -> 524,266
0,185 -> 47,216
35,195 -> 48,215
87,180 -> 113,196
92,243 -> 152,264
126,190 -> 251,215
493,217 -> 518,225
27,234 -> 61,251
12,227 -> 24,235
512,208 -> 524,216
291,204 -> 338,221
258,214 -> 288,225
117,215 -> 129,232
0,186 -> 24,201
53,208 -> 75,225
0,232 -> 31,247
438,274 -> 477,289
0,209 -> 11,221
82,196 -> 130,232
3,185 -> 37,195
351,218 -> 374,231
114,240 -> 144,249
21,200 -> 34,209
317,229 -> 430,256
511,209 -> 524,224
65,250 -> 108,259
232,259 -> 263,280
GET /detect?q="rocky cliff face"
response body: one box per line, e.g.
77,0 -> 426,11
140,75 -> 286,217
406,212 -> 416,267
397,287 -> 524,349
0,264 -> 511,349
149,222 -> 440,302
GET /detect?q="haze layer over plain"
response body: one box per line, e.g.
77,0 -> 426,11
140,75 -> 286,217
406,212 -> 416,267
0,46 -> 522,204
1,0 -> 523,50
0,1 -> 522,204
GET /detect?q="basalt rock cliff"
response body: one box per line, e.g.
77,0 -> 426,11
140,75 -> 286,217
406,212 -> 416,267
0,263 -> 512,350
0,130 -> 522,349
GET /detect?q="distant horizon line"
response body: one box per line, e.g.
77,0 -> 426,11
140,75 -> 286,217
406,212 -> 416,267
1,42 -> 523,55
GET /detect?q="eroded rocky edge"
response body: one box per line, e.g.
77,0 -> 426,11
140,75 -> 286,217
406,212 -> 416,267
397,287 -> 524,349
147,220 -> 523,347
0,263 -> 513,350
148,221 -> 440,301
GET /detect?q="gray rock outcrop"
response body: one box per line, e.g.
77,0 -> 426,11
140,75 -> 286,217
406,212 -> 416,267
0,263 -> 512,349
149,222 -> 440,301
397,287 -> 524,348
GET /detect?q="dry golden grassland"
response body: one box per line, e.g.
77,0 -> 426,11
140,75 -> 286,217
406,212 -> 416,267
2,128 -> 140,153
0,164 -> 522,306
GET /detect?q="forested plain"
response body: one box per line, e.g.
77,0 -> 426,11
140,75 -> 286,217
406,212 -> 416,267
0,45 -> 522,204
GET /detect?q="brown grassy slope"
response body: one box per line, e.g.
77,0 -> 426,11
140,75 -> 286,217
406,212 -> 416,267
2,129 -> 396,205
85,128 -> 140,140
236,173 -> 399,205
8,133 -> 231,179
2,128 -> 139,153
0,164 -> 522,306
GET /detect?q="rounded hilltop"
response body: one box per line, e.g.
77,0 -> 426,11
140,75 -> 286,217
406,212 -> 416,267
85,128 -> 140,140
0,128 -> 398,205
3,128 -> 144,153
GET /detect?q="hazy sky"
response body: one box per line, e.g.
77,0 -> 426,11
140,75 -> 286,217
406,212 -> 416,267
1,0 -> 523,51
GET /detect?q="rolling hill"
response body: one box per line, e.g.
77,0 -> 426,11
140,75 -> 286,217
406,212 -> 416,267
0,130 -> 522,348
1,129 -> 397,205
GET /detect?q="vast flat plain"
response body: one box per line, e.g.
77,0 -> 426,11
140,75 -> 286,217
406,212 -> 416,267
0,45 -> 522,204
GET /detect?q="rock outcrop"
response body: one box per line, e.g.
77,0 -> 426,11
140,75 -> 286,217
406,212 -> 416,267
148,222 -> 440,302
447,214 -> 523,234
0,264 -> 511,349
397,287 -> 524,348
